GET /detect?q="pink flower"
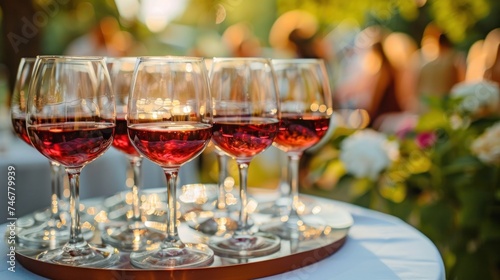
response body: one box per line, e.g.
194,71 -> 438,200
415,132 -> 437,149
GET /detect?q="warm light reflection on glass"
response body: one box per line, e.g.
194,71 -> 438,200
94,210 -> 108,223
180,184 -> 209,204
141,193 -> 165,216
246,199 -> 258,214
125,177 -> 134,188
86,206 -> 97,216
223,177 -> 235,192
311,205 -> 322,215
225,193 -> 237,206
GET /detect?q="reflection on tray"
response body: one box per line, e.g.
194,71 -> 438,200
12,188 -> 352,279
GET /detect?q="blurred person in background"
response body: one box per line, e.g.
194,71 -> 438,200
411,23 -> 466,112
484,44 -> 500,85
335,26 -> 404,128
65,16 -> 143,57
222,23 -> 262,57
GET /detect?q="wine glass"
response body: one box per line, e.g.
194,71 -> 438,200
259,58 -> 333,240
184,146 -> 239,235
26,55 -> 118,267
100,57 -> 165,251
184,58 -> 239,236
127,56 -> 214,268
208,57 -> 281,258
10,57 -> 73,249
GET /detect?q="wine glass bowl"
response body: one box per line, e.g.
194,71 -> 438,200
100,57 -> 166,252
207,57 -> 281,258
259,58 -> 333,240
11,58 -> 36,145
25,55 -> 118,267
127,56 -> 214,269
10,57 -> 76,249
183,57 -> 242,236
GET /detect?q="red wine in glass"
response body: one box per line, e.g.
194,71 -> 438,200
274,113 -> 330,153
27,55 -> 118,268
128,122 -> 212,166
208,57 -> 281,259
28,122 -> 115,167
212,117 -> 278,158
258,58 -> 333,241
11,115 -> 31,145
112,116 -> 140,157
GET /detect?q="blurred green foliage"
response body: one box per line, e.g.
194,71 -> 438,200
302,91 -> 500,279
1,0 -> 498,58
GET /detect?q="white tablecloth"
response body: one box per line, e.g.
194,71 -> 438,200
263,197 -> 445,280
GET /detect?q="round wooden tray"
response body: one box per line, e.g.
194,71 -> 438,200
15,193 -> 353,280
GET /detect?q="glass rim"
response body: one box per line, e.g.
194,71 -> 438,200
212,57 -> 271,62
270,58 -> 325,63
137,56 -> 205,62
106,56 -> 138,62
20,57 -> 37,62
36,55 -> 107,61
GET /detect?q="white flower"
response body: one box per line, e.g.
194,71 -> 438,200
450,80 -> 500,116
339,129 -> 399,180
470,122 -> 500,165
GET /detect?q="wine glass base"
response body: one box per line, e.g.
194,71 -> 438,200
103,192 -> 131,221
257,196 -> 317,217
16,215 -> 35,229
256,197 -> 290,217
184,210 -> 240,236
258,217 -> 325,241
130,243 -> 214,269
209,232 -> 281,258
17,223 -> 94,249
33,207 -> 96,227
36,243 -> 119,268
101,223 -> 166,251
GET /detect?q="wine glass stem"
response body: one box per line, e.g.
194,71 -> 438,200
287,153 -> 302,220
48,161 -> 63,223
67,168 -> 84,245
236,161 -> 250,232
280,154 -> 290,197
164,169 -> 181,246
128,156 -> 143,222
216,153 -> 228,210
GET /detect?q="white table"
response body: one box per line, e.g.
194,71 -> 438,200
0,194 -> 445,280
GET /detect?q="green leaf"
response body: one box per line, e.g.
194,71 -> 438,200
480,218 -> 500,242
419,201 -> 455,243
350,178 -> 374,198
415,110 -> 449,131
451,247 -> 494,280
457,189 -> 493,229
442,155 -> 482,175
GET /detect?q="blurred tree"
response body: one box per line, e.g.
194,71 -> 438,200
275,0 -> 498,51
0,0 -> 499,94
0,0 -> 41,95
